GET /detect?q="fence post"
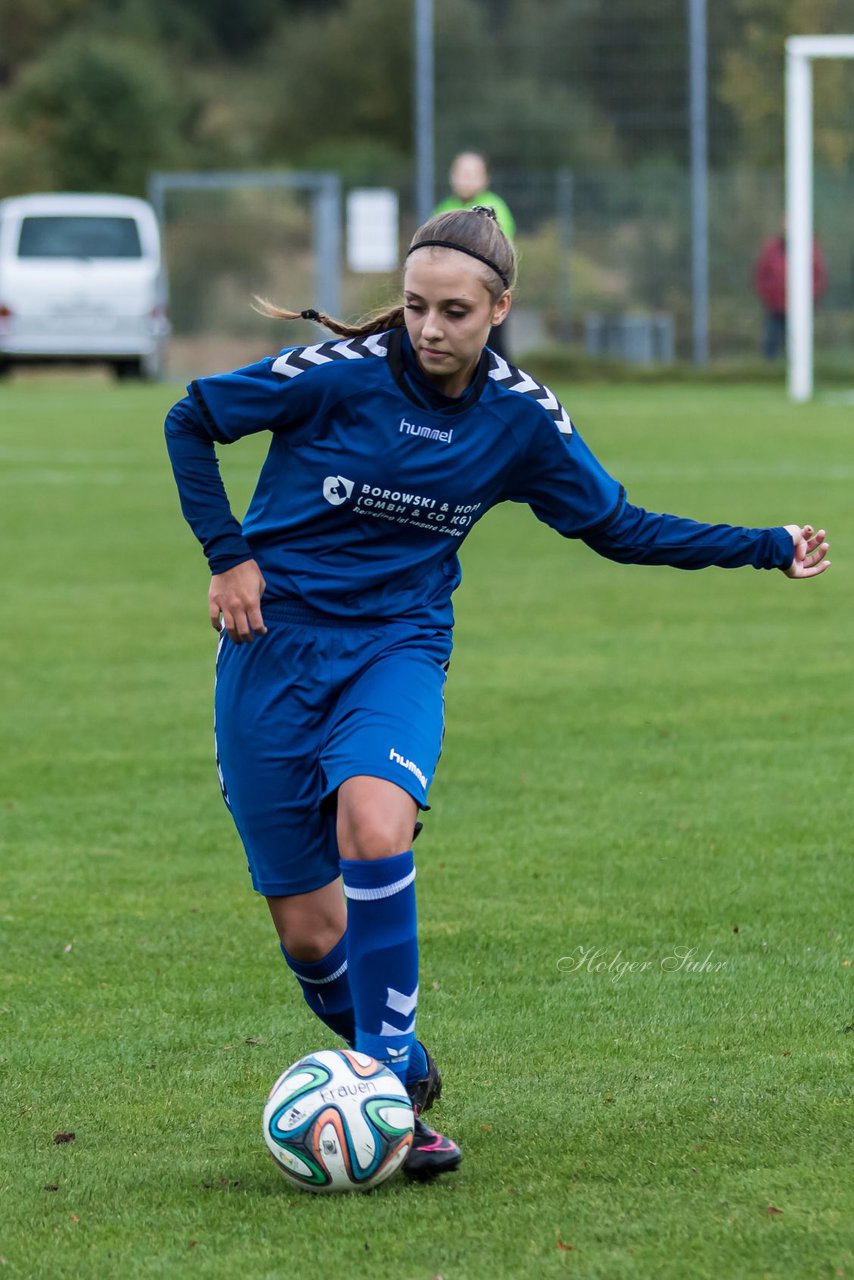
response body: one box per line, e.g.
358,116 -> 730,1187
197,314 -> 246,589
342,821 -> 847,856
556,168 -> 574,343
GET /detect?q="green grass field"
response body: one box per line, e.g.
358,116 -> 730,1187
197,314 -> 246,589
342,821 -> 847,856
1,374 -> 851,1280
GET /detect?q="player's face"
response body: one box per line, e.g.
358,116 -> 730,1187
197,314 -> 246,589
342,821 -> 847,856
403,250 -> 511,397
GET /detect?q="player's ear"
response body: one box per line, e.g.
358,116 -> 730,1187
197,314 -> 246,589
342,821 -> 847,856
491,290 -> 512,326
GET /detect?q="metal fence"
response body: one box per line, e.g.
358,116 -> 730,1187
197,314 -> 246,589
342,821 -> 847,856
160,162 -> 853,379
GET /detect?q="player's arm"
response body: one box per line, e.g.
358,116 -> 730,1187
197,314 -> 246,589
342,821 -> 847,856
582,498 -> 830,577
165,353 -> 322,641
164,394 -> 266,642
506,406 -> 830,580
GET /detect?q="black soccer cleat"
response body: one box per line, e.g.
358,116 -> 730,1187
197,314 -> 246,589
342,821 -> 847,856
406,1041 -> 443,1114
403,1109 -> 462,1182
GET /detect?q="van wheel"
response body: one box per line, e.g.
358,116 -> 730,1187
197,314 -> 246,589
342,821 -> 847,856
113,358 -> 144,381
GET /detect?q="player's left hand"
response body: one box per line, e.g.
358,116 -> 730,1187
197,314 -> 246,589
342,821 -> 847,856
783,524 -> 831,579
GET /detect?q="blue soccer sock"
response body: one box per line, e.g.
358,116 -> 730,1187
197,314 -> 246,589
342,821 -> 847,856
279,909 -> 428,1085
340,850 -> 419,1086
280,932 -> 355,1046
407,1037 -> 428,1083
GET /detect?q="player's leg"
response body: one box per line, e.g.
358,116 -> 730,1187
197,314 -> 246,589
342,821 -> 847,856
266,881 -> 346,961
266,883 -> 355,1045
216,615 -> 457,1176
323,628 -> 451,1087
214,615 -> 444,1092
214,621 -> 355,1044
324,628 -> 461,1178
335,774 -> 420,1077
336,774 -> 459,1179
267,876 -> 442,1117
266,824 -> 441,1098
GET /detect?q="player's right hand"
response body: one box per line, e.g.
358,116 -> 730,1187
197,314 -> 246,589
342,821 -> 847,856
209,559 -> 267,642
782,525 -> 831,580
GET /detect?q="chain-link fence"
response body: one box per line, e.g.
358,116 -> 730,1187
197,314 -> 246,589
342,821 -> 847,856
500,163 -> 853,366
162,162 -> 853,379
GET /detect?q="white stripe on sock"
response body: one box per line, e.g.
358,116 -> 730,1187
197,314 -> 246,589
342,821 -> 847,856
297,958 -> 348,985
343,868 -> 416,901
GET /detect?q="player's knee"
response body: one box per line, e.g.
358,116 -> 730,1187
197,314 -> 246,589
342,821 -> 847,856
276,914 -> 344,961
267,894 -> 345,960
337,807 -> 412,859
336,776 -> 418,858
282,930 -> 342,962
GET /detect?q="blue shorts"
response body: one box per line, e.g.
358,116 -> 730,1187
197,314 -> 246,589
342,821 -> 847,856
213,601 -> 452,897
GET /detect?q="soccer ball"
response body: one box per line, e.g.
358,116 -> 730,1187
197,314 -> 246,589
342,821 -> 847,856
263,1049 -> 414,1193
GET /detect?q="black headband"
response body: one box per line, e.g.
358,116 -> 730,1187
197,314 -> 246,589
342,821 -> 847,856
406,239 -> 510,289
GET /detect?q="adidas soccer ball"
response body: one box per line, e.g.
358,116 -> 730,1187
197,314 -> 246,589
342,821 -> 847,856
263,1049 -> 414,1193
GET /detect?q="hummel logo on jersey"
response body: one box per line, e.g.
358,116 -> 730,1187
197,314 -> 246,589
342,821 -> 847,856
323,475 -> 354,506
399,416 -> 453,444
389,748 -> 427,789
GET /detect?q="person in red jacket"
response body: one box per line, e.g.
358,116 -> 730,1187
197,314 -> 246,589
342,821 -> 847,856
753,225 -> 828,360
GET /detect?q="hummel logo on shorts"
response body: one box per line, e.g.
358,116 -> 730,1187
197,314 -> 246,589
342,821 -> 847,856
389,748 -> 427,789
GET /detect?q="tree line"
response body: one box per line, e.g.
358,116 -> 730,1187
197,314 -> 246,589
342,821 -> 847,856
0,0 -> 851,198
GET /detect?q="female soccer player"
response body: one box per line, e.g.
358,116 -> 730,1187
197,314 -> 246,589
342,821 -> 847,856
165,206 -> 830,1182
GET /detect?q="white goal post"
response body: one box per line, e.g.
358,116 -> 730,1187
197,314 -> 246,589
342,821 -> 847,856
786,35 -> 854,402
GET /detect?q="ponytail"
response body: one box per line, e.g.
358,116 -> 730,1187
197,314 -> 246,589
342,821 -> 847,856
252,297 -> 405,338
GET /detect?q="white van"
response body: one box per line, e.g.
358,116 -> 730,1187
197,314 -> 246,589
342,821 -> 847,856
0,192 -> 169,379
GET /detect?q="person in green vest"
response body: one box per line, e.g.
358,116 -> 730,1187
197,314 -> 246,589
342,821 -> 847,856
434,152 -> 516,240
434,152 -> 515,360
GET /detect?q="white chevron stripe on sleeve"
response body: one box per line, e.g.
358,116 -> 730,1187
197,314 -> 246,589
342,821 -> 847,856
536,387 -> 559,412
364,332 -> 391,356
488,353 -> 574,437
271,334 -> 389,378
488,354 -> 511,380
302,346 -> 334,365
508,372 -> 539,395
270,353 -> 304,377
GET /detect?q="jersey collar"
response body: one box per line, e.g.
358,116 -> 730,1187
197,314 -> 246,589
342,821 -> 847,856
387,327 -> 490,415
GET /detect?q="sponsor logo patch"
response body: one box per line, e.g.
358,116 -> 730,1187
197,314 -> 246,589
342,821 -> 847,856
322,474 -> 354,505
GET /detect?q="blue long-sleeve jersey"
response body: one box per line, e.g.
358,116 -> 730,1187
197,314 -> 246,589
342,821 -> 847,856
165,328 -> 794,629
